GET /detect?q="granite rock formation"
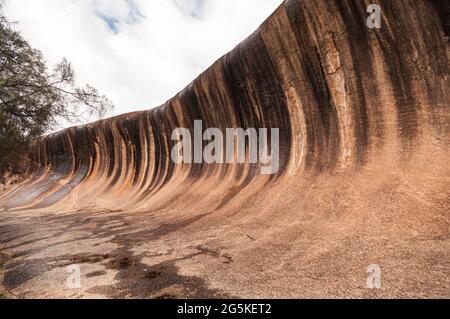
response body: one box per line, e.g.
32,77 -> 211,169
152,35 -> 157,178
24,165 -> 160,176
0,0 -> 449,298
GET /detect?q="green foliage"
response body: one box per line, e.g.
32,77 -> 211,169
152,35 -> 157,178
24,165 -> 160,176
0,7 -> 114,182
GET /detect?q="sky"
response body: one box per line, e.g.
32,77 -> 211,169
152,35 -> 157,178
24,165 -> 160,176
3,0 -> 284,125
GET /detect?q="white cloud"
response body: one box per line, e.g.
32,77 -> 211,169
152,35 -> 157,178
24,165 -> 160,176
3,0 -> 283,126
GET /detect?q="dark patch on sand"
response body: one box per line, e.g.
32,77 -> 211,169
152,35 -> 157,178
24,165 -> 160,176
1,209 -> 225,298
86,270 -> 107,278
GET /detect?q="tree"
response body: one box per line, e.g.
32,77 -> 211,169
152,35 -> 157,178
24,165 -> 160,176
0,6 -> 114,183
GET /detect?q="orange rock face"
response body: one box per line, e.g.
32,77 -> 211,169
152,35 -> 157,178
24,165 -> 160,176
0,0 -> 449,298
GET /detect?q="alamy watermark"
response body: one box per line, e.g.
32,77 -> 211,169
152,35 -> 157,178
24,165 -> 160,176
367,4 -> 382,29
66,264 -> 81,289
171,120 -> 280,175
367,264 -> 381,289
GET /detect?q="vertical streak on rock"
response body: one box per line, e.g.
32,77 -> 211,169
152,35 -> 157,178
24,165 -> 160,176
0,0 -> 448,211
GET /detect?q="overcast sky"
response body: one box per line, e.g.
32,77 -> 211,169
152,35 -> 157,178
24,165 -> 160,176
4,0 -> 283,124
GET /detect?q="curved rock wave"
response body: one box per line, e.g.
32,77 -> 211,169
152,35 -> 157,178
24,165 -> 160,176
2,0 -> 448,211
0,0 -> 449,298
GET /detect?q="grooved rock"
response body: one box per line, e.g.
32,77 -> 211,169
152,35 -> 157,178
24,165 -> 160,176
0,0 -> 449,298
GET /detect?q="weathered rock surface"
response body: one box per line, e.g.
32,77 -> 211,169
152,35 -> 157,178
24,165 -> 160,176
0,0 -> 449,298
